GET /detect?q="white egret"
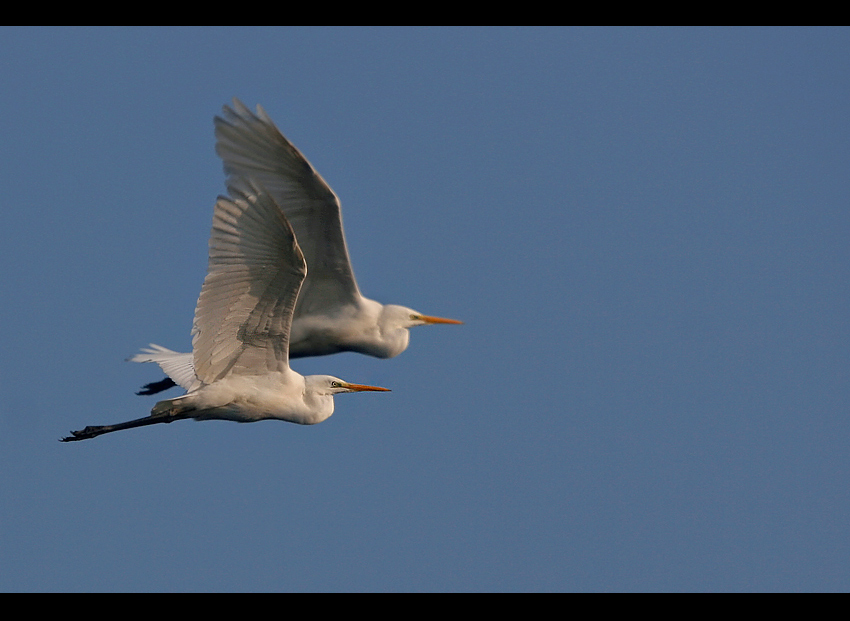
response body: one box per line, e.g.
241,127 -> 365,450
134,99 -> 461,396
62,183 -> 389,442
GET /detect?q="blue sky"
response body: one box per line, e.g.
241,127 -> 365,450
1,27 -> 849,592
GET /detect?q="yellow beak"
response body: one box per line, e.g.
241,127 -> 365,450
418,315 -> 463,325
342,383 -> 392,392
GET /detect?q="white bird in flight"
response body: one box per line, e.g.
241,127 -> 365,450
134,99 -> 461,396
63,183 -> 390,442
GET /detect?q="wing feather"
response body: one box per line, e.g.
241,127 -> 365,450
215,99 -> 361,318
191,182 -> 307,384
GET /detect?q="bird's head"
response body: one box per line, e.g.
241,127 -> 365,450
307,375 -> 391,396
372,305 -> 463,358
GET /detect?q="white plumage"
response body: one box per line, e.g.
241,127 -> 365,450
63,183 -> 388,442
134,99 -> 460,396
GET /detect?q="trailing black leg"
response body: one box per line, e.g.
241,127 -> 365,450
61,404 -> 192,442
136,377 -> 178,395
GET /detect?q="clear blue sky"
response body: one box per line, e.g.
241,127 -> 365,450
2,27 -> 849,592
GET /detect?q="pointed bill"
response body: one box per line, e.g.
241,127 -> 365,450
418,315 -> 463,325
342,382 -> 391,392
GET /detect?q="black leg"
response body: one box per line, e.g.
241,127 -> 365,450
61,408 -> 187,442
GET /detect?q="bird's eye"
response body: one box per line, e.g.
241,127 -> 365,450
331,381 -> 340,388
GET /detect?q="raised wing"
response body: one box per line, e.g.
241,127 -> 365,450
191,181 -> 307,384
215,99 -> 361,318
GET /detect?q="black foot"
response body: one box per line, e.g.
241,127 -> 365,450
61,426 -> 104,442
137,377 -> 177,396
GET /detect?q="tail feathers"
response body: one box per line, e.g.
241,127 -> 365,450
129,344 -> 199,392
128,343 -> 179,361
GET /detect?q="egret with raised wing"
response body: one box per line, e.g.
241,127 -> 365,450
134,99 -> 461,396
62,183 -> 389,442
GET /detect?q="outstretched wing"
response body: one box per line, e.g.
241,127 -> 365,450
215,99 -> 362,319
191,181 -> 307,384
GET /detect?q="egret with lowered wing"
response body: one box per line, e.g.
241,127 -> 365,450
63,182 -> 389,442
